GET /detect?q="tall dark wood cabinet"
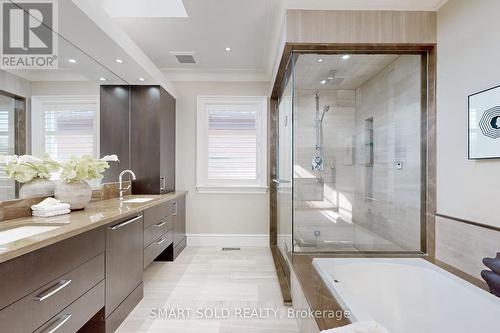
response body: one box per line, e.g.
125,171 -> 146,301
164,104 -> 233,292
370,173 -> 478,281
99,85 -> 176,193
130,86 -> 175,194
100,86 -> 131,182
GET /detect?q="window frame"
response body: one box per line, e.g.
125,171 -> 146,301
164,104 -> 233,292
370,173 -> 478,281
31,95 -> 100,161
196,95 -> 268,194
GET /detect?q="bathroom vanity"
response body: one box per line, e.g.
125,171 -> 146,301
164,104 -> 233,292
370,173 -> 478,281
0,192 -> 186,333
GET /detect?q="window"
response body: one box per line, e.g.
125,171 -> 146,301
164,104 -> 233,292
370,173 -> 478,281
196,96 -> 267,193
31,96 -> 99,163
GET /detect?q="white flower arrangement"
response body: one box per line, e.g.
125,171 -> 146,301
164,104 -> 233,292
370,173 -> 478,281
60,155 -> 119,183
0,154 -> 60,183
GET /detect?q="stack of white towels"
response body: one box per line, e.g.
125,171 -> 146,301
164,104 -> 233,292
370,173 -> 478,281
31,198 -> 71,217
321,322 -> 389,333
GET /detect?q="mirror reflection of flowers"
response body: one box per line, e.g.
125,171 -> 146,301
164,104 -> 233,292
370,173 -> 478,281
0,154 -> 60,183
60,154 -> 119,183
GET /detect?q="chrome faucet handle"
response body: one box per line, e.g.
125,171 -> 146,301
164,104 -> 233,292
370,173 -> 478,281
120,184 -> 131,191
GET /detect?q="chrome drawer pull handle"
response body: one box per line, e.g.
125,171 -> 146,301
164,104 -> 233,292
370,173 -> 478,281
173,202 -> 177,216
156,220 -> 167,227
156,237 -> 166,245
110,215 -> 142,230
34,279 -> 72,302
42,314 -> 72,333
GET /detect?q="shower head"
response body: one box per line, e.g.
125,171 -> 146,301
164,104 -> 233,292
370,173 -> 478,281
320,105 -> 330,122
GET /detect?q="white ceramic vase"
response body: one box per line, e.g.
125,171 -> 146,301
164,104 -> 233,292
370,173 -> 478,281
19,178 -> 55,199
54,180 -> 92,210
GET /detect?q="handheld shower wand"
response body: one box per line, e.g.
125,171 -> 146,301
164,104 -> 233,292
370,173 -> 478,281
312,92 -> 330,171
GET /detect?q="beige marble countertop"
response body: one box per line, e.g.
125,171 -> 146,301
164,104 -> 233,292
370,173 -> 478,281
0,192 -> 187,264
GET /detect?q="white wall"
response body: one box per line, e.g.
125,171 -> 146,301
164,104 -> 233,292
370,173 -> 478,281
0,70 -> 32,98
437,0 -> 500,228
174,81 -> 270,246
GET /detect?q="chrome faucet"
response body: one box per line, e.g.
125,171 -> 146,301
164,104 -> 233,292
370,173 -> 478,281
118,170 -> 136,199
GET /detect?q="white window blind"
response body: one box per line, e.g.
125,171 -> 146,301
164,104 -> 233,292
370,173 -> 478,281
207,108 -> 257,180
197,96 -> 267,193
32,96 -> 99,163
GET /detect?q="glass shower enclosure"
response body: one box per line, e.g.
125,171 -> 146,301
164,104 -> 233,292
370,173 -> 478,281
277,52 -> 427,255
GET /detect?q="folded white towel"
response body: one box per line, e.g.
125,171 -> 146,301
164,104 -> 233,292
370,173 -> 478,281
32,209 -> 71,218
321,321 -> 389,333
31,198 -> 70,212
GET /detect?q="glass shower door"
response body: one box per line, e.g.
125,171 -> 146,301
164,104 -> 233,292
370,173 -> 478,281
276,79 -> 293,258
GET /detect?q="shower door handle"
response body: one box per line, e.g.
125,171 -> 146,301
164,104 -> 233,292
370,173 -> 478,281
272,179 -> 291,184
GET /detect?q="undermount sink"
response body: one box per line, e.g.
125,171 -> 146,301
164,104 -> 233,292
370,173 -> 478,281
123,198 -> 154,203
0,225 -> 61,246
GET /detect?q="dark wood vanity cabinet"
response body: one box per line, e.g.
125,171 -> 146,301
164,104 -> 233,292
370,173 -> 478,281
105,214 -> 144,332
173,194 -> 186,259
0,197 -> 184,333
0,228 -> 105,333
142,194 -> 187,267
100,85 -> 176,194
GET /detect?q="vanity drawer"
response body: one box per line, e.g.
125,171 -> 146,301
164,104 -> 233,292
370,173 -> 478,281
0,253 -> 104,332
144,215 -> 173,247
0,227 -> 105,310
143,200 -> 176,228
34,280 -> 105,333
144,231 -> 173,269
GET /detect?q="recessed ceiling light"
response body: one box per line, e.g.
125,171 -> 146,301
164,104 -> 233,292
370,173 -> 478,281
320,80 -> 327,84
225,47 -> 231,52
99,77 -> 107,81
139,78 -> 145,82
68,58 -> 77,64
327,76 -> 334,80
342,54 -> 350,60
115,58 -> 123,64
317,58 -> 323,63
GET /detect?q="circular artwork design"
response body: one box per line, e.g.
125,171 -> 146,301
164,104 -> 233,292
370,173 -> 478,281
479,106 -> 500,139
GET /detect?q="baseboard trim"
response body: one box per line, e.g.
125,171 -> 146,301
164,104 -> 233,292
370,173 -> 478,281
186,234 -> 270,247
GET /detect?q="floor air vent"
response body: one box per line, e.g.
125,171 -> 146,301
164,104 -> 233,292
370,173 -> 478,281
222,247 -> 240,251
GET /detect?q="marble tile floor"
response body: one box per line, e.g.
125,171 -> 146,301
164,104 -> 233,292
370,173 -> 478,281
117,247 -> 300,333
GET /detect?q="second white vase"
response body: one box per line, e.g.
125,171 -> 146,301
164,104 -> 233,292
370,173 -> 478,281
55,180 -> 92,210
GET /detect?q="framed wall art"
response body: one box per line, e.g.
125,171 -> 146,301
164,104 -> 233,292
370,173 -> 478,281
468,84 -> 500,159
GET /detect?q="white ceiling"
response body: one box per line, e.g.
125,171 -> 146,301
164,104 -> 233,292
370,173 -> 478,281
5,0 -> 448,87
98,0 -> 187,18
7,0 -> 176,94
111,0 -> 280,81
294,54 -> 399,91
105,0 -> 447,82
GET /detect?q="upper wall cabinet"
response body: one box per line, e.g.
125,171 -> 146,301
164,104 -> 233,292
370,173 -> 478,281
100,85 -> 176,194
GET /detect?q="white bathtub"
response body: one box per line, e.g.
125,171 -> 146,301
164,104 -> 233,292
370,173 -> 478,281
313,258 -> 500,333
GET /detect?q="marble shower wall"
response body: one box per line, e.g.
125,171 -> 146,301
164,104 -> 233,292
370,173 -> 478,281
353,55 -> 422,251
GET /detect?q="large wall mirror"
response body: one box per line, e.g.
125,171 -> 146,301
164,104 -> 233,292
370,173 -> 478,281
0,2 -> 138,201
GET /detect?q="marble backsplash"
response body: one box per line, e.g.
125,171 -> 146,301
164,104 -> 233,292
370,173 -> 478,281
0,181 -> 131,222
